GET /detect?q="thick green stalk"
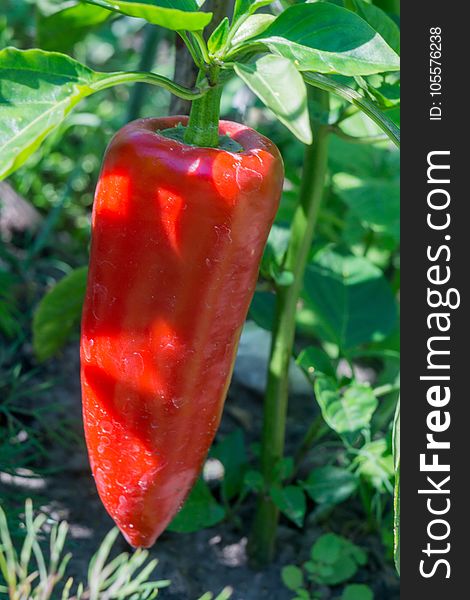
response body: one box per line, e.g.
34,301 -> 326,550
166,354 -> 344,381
249,88 -> 330,566
183,67 -> 222,147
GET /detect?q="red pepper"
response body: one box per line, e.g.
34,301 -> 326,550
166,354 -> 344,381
80,116 -> 283,548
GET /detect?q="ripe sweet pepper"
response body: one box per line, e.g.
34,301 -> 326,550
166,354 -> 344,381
80,116 -> 284,547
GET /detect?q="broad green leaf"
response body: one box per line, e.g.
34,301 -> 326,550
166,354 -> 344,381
304,72 -> 400,147
0,48 -> 103,180
235,55 -> 312,144
303,466 -> 357,505
251,3 -> 399,76
333,173 -> 399,241
208,17 -> 229,54
347,0 -> 400,54
270,485 -> 306,527
33,266 -> 88,361
211,429 -> 247,500
303,248 -> 397,349
168,478 -> 225,533
0,48 -> 199,180
37,2 -> 110,51
230,14 -> 275,47
281,565 -> 304,591
342,584 -> 374,600
232,0 -> 273,24
314,377 -> 378,436
82,0 -> 212,30
393,397 -> 400,574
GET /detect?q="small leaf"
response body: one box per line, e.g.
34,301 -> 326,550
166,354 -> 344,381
232,0 -> 273,24
33,267 -> 88,361
314,377 -> 378,437
168,479 -> 225,533
303,466 -> 357,505
354,439 -> 394,493
252,3 -> 399,76
273,457 -> 295,482
82,0 -> 212,31
270,485 -> 306,527
315,556 -> 357,586
235,55 -> 312,144
243,470 -> 264,493
208,17 -> 229,54
311,533 -> 343,564
281,565 -> 304,591
296,346 -> 336,379
230,14 -> 275,47
341,584 -> 374,600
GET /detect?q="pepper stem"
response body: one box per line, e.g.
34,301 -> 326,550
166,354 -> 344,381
184,67 -> 222,147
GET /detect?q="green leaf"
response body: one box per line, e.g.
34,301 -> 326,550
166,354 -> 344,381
211,429 -> 247,500
281,565 -> 304,591
303,248 -> 397,349
250,3 -> 399,76
270,485 -> 306,527
347,0 -> 400,54
208,17 -> 229,54
230,14 -> 275,47
168,478 -> 225,533
232,0 -> 273,24
353,439 -> 394,493
311,533 -> 343,564
235,55 -> 312,144
342,584 -> 374,600
314,377 -> 378,437
0,48 -> 103,180
33,266 -> 88,361
333,173 -> 399,241
37,2 -> 110,52
243,469 -> 264,493
296,346 -> 336,379
248,291 -> 275,331
393,397 -> 400,574
82,0 -> 212,31
303,466 -> 357,505
303,72 -> 400,147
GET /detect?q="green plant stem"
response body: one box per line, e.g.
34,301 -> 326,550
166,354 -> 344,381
183,67 -> 222,147
91,71 -> 205,100
126,25 -> 160,121
249,88 -> 330,566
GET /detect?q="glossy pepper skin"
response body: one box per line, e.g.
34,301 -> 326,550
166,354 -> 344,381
80,116 -> 283,548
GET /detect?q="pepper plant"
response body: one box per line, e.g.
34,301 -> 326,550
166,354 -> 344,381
0,0 -> 400,568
